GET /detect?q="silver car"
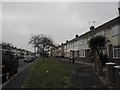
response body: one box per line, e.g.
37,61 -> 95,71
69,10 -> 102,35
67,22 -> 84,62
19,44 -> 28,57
24,55 -> 33,62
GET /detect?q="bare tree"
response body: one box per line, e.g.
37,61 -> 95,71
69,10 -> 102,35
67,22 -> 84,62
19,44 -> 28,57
29,34 -> 55,62
29,35 -> 40,53
38,34 -> 54,54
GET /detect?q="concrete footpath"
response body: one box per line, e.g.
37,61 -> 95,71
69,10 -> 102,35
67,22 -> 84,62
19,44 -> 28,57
2,60 -> 36,89
57,58 -> 108,89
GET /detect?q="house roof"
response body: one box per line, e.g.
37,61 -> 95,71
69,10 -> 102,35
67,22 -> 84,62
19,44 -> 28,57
63,16 -> 119,45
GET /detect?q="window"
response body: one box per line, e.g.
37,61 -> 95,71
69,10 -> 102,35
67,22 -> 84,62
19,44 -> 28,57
74,51 -> 78,57
79,50 -> 85,57
96,31 -> 105,36
112,25 -> 119,36
70,51 -> 73,58
67,44 -> 69,49
68,44 -> 70,48
64,45 -> 66,49
4,53 -> 12,61
73,43 -> 74,48
0,51 -> 2,62
113,46 -> 120,58
79,39 -> 83,45
102,47 -> 109,57
101,31 -> 105,35
65,52 -> 70,57
75,41 -> 77,47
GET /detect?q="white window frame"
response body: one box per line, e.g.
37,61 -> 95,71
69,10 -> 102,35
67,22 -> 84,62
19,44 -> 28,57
79,50 -> 85,57
102,47 -> 109,57
113,45 -> 120,59
79,39 -> 83,46
73,43 -> 74,48
67,52 -> 70,57
68,44 -> 70,48
75,41 -> 77,47
70,51 -> 73,58
112,25 -> 119,36
74,51 -> 78,57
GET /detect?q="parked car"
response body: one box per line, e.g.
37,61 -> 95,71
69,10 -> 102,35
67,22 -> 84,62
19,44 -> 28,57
0,49 -> 19,83
17,53 -> 25,59
24,55 -> 33,62
35,54 -> 40,58
32,55 -> 36,60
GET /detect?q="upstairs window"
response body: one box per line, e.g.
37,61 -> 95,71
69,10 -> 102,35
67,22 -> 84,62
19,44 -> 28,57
75,41 -> 77,47
72,43 -> 74,48
112,25 -> 119,36
79,39 -> 83,45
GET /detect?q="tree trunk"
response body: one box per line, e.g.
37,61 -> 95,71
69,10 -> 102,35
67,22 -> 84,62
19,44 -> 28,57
96,55 -> 104,76
34,46 -> 36,53
94,55 -> 97,72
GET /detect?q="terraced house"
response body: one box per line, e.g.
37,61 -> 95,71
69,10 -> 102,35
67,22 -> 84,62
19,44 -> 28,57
50,3 -> 120,65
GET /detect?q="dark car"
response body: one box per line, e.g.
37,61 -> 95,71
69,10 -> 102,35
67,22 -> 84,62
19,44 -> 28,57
0,49 -> 19,83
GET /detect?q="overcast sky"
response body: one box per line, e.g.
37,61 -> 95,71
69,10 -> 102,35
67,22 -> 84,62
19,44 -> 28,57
1,1 -> 119,52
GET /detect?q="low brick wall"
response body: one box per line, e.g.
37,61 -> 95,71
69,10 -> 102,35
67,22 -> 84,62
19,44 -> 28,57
114,66 -> 120,88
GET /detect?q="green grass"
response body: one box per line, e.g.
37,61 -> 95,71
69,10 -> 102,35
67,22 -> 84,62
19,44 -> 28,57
23,58 -> 74,88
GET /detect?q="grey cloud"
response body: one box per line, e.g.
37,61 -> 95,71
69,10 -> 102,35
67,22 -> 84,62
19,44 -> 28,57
2,2 -> 118,51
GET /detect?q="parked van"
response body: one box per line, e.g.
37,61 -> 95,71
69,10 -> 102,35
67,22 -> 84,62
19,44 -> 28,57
0,49 -> 19,83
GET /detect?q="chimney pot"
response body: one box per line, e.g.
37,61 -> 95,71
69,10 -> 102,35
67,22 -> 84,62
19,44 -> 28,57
90,26 -> 95,31
75,34 -> 78,38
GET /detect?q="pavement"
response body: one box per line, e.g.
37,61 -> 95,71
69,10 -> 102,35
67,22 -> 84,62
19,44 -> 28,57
57,58 -> 108,89
2,60 -> 36,89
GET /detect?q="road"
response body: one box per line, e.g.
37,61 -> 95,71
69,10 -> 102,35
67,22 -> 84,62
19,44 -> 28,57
18,59 -> 30,71
1,59 -> 37,88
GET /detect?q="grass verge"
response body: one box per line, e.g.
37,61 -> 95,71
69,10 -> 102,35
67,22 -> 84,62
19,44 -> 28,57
22,58 -> 74,88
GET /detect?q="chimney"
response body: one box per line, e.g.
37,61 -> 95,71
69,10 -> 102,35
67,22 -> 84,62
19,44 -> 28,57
61,43 -> 63,45
66,40 -> 68,43
75,34 -> 78,38
90,26 -> 95,31
118,1 -> 120,16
